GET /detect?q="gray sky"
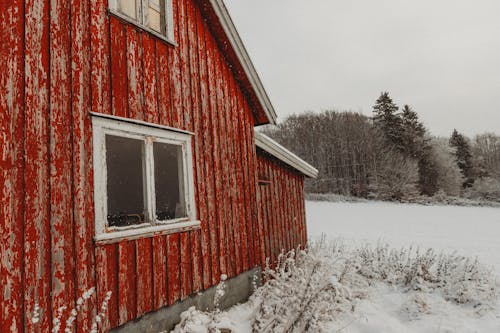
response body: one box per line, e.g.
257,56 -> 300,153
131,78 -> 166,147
224,0 -> 500,137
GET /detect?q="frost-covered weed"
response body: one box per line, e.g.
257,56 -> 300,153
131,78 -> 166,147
355,245 -> 498,306
252,244 -> 356,333
30,288 -> 112,333
173,241 -> 499,332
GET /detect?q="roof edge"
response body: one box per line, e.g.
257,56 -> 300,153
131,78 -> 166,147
209,0 -> 277,125
255,132 -> 319,178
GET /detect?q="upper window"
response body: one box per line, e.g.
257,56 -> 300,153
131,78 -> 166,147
92,115 -> 197,241
109,0 -> 175,42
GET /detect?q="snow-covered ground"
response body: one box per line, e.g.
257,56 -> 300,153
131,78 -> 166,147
306,201 -> 500,275
307,201 -> 500,333
174,201 -> 500,333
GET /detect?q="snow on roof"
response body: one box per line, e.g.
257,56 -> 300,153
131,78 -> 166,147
255,132 -> 319,179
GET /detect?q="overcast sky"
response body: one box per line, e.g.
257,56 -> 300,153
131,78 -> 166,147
224,0 -> 500,137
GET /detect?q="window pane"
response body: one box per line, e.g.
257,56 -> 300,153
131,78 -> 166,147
154,142 -> 186,221
116,0 -> 138,19
147,0 -> 166,35
106,135 -> 146,227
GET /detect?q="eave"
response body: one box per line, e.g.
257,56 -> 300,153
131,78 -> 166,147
198,0 -> 277,125
255,132 -> 319,179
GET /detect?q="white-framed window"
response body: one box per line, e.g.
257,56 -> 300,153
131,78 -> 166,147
92,114 -> 198,243
109,0 -> 175,42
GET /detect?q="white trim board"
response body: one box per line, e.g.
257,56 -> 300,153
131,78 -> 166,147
209,0 -> 277,125
255,132 -> 319,179
92,115 -> 198,241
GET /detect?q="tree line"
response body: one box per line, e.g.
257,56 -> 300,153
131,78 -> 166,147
262,92 -> 500,202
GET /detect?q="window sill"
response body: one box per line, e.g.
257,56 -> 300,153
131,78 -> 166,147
108,9 -> 177,47
95,220 -> 200,245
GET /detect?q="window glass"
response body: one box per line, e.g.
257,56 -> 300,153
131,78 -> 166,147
106,135 -> 146,227
117,0 -> 138,19
154,142 -> 186,221
147,0 -> 166,34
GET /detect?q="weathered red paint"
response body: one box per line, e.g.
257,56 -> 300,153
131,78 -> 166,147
257,151 -> 308,266
0,0 -> 310,331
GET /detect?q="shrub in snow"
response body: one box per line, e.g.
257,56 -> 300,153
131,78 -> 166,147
354,245 -> 498,306
369,148 -> 420,201
465,177 -> 500,202
173,241 -> 499,332
252,247 -> 355,333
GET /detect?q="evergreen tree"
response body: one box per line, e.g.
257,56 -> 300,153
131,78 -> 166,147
401,105 -> 426,157
450,129 -> 474,187
372,92 -> 404,151
417,146 -> 440,196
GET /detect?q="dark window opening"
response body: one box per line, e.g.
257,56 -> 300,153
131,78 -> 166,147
106,135 -> 146,228
154,142 -> 186,221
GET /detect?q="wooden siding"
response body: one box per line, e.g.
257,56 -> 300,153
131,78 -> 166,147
0,0 -> 309,332
257,150 -> 308,266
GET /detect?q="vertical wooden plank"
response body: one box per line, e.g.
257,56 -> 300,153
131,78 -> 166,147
91,2 -> 115,328
261,159 -> 271,262
298,176 -> 305,248
245,100 -> 258,269
90,0 -> 111,117
126,26 -> 144,121
178,0 -> 192,130
49,0 -> 75,327
245,109 -> 261,268
118,241 -> 136,325
277,167 -> 289,252
293,175 -> 301,248
142,35 -> 159,124
294,175 -> 302,249
185,0 -> 202,293
268,161 -> 279,262
136,238 -> 153,316
0,1 -> 25,331
205,31 -> 224,281
180,232 -> 192,300
96,244 -> 119,332
299,178 -> 308,247
290,174 -> 297,250
262,159 -> 274,263
222,66 -> 238,278
256,157 -> 269,267
110,18 -> 128,118
72,0 -> 98,328
196,10 -> 215,289
213,50 -> 231,277
24,0 -> 51,331
153,236 -> 168,309
156,42 -> 173,127
167,234 -> 181,305
169,0 -> 182,128
236,91 -> 251,272
229,88 -> 244,276
286,172 -> 293,250
274,164 -> 285,255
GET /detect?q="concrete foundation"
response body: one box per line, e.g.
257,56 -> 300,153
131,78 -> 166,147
111,267 -> 262,333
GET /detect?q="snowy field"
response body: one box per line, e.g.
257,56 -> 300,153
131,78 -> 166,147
306,201 -> 500,275
306,201 -> 500,333
174,201 -> 500,333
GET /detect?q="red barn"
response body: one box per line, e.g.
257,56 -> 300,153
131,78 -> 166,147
0,0 -> 318,332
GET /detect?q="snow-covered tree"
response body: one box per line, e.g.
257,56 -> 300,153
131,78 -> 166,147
450,129 -> 475,187
429,138 -> 464,197
401,105 -> 426,158
370,148 -> 419,200
372,92 -> 404,152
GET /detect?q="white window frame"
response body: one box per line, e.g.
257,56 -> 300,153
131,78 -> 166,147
92,114 -> 199,244
108,0 -> 175,44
